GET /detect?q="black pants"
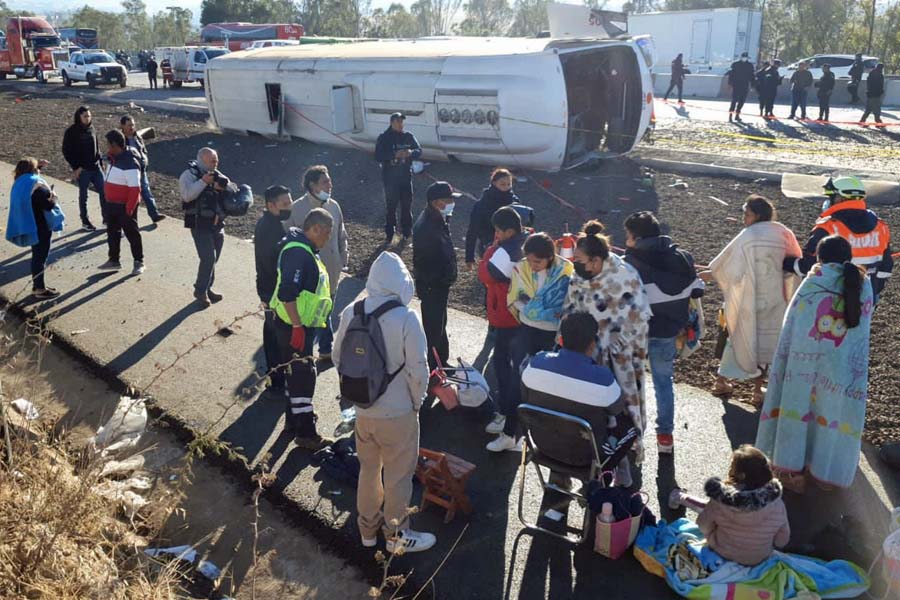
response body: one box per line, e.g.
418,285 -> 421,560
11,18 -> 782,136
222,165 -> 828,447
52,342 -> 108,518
818,93 -> 831,121
764,91 -> 777,116
664,79 -> 683,102
504,325 -> 557,437
106,203 -> 143,263
263,309 -> 286,389
273,319 -> 318,436
849,80 -> 861,102
148,73 -> 157,89
861,96 -> 883,123
419,285 -> 450,371
30,228 -> 51,290
729,86 -> 749,115
384,181 -> 414,239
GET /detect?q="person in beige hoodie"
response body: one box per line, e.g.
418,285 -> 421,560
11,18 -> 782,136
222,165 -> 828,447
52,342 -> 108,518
697,445 -> 791,566
285,165 -> 349,359
332,251 -> 435,554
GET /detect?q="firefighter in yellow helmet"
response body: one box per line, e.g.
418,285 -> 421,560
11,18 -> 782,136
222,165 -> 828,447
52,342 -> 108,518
784,176 -> 892,302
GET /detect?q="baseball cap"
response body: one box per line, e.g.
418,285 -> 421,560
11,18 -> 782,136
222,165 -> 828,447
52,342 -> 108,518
427,181 -> 462,203
390,112 -> 405,122
740,52 -> 748,58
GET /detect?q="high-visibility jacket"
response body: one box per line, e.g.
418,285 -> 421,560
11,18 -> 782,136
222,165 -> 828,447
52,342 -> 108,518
270,240 -> 332,328
785,199 -> 893,297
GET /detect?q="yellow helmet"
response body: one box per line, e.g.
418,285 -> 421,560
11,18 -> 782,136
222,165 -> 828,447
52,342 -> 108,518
823,176 -> 866,199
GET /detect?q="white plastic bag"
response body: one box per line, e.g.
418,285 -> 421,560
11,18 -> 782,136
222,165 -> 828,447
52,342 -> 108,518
92,396 -> 147,454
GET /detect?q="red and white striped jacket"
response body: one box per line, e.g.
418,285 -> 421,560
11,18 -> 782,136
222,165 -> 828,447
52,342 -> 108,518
104,148 -> 143,215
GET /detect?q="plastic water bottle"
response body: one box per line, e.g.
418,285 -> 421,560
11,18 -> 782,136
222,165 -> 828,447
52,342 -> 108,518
598,502 -> 615,523
333,405 -> 356,437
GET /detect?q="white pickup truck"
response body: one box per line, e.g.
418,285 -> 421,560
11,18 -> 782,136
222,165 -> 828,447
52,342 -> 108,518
59,50 -> 127,88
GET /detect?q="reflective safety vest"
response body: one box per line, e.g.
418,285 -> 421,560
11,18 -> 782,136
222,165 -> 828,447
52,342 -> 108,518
270,241 -> 332,328
813,201 -> 890,272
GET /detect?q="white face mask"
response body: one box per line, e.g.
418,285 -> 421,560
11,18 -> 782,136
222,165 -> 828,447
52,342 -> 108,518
316,190 -> 330,202
741,57 -> 748,62
440,202 -> 455,217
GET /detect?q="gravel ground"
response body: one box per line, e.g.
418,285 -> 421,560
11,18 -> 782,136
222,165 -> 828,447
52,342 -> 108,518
649,111 -> 900,175
2,90 -> 897,446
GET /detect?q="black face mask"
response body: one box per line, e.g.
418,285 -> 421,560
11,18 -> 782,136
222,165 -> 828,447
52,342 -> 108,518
573,261 -> 593,279
278,209 -> 292,221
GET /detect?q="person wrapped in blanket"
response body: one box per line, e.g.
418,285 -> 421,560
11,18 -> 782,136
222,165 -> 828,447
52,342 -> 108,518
676,445 -> 790,568
520,312 -> 639,489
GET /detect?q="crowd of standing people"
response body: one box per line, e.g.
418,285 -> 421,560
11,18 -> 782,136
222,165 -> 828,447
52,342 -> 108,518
3,99 -> 896,561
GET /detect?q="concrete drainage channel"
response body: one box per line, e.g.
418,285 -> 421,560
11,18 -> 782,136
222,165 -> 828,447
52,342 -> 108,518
0,304 -> 371,599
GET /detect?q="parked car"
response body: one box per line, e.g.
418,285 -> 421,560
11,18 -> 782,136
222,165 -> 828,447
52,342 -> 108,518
59,50 -> 127,87
783,54 -> 879,80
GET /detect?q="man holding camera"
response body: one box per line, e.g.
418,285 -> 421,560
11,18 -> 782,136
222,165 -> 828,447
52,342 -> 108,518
179,147 -> 229,308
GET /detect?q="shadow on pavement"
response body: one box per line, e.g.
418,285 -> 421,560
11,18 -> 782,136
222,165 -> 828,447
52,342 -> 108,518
106,301 -> 201,375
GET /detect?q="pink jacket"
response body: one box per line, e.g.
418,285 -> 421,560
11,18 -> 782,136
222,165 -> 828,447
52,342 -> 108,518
697,477 -> 790,566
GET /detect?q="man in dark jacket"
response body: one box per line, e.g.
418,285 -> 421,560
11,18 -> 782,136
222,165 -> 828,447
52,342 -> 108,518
146,55 -> 158,90
179,147 -> 229,307
860,63 -> 885,125
120,115 -> 164,224
816,63 -> 836,121
760,60 -> 783,118
755,61 -> 770,116
62,105 -> 106,231
270,208 -> 334,449
784,176 -> 892,302
727,52 -> 755,122
413,181 -> 460,372
788,61 -> 813,120
848,53 -> 864,103
663,53 -> 687,103
624,211 -> 704,454
255,184 -> 294,396
374,113 -> 422,245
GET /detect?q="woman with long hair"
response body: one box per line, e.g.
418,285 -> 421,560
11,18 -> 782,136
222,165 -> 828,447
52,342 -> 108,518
562,221 -> 651,466
700,196 -> 802,406
6,157 -> 61,299
756,235 -> 873,492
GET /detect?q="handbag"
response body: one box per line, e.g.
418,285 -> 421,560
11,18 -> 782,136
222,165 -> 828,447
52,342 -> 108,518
593,490 -> 648,559
43,204 -> 65,233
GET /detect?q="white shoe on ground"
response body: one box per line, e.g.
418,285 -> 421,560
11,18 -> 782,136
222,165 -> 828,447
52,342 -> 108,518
486,433 -> 522,453
361,535 -> 377,548
485,413 -> 506,434
386,529 -> 436,554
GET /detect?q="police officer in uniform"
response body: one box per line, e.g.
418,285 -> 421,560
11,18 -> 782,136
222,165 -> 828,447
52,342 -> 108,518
784,176 -> 893,303
270,208 -> 335,449
726,52 -> 755,122
374,112 -> 422,246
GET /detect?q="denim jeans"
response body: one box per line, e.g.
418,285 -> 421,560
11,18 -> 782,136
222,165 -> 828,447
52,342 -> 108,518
790,88 -> 808,118
648,336 -> 677,436
77,168 -> 106,223
190,226 -> 224,297
492,326 -> 520,422
31,229 -> 51,290
140,172 -> 161,221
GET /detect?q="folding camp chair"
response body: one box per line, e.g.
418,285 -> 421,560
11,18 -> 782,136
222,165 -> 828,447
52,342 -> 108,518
516,404 -> 610,545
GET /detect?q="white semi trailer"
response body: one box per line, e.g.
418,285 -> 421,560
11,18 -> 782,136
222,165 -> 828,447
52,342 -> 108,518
548,4 -> 761,75
204,37 -> 655,171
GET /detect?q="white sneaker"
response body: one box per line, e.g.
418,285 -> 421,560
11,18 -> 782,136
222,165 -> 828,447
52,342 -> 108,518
386,529 -> 436,554
361,535 -> 377,548
486,433 -> 522,453
485,413 -> 506,434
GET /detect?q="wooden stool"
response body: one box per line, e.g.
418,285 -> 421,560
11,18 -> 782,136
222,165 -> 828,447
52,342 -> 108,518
415,448 -> 476,523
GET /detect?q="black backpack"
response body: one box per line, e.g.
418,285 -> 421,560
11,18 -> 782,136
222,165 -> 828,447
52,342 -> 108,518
338,300 -> 405,408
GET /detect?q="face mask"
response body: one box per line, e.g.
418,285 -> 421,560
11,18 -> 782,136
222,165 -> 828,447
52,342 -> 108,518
741,57 -> 748,62
440,202 -> 455,217
278,209 -> 292,221
573,261 -> 593,279
316,190 -> 330,202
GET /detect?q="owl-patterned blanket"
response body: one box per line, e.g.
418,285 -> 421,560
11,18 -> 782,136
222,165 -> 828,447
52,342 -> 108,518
756,262 -> 874,489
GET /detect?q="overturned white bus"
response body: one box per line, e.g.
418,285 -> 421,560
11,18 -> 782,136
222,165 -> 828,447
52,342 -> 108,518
205,37 -> 654,171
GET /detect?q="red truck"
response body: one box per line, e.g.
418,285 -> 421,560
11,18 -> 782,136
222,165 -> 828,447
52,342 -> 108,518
0,16 -> 68,83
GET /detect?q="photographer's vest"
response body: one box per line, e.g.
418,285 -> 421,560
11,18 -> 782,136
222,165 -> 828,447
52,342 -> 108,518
814,200 -> 890,274
184,164 -> 220,223
270,240 -> 332,328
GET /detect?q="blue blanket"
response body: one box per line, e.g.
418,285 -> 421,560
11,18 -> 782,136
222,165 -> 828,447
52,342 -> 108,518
756,263 -> 874,488
6,173 -> 41,247
634,519 -> 869,600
